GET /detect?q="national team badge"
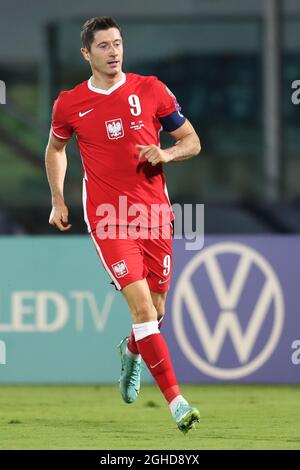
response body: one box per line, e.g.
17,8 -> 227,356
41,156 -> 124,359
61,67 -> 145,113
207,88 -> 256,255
105,118 -> 124,140
112,260 -> 128,278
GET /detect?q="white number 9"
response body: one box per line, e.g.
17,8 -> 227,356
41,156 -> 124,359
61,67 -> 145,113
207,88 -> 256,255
128,94 -> 141,116
163,255 -> 171,276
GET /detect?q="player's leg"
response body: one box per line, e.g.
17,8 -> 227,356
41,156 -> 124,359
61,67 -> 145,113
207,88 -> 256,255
127,222 -> 172,354
127,224 -> 173,355
120,290 -> 167,405
139,224 -> 200,432
90,230 -> 145,404
122,278 -> 200,433
127,290 -> 167,355
118,280 -> 157,405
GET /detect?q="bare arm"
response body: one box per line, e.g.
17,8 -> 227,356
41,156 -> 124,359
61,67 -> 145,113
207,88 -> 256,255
165,119 -> 201,162
136,119 -> 201,165
45,135 -> 72,231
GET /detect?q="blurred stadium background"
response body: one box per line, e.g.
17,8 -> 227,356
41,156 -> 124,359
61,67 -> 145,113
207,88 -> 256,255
0,0 -> 300,450
2,0 -> 300,233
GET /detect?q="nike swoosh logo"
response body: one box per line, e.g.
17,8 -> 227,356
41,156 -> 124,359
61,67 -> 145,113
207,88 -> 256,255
79,108 -> 94,117
158,279 -> 169,284
150,358 -> 165,369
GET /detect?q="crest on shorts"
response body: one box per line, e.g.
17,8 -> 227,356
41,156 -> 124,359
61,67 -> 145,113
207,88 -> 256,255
105,118 -> 124,140
112,260 -> 128,278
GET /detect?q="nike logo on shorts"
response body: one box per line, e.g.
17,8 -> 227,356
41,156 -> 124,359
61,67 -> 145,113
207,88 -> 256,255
158,278 -> 169,284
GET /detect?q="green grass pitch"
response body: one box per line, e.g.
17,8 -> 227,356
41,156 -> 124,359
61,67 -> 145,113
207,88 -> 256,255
0,384 -> 299,450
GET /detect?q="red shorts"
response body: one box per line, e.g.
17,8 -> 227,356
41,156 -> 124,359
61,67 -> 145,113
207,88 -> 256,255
90,224 -> 173,292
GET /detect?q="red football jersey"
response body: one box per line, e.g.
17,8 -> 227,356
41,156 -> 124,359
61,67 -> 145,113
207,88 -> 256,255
51,72 -> 183,231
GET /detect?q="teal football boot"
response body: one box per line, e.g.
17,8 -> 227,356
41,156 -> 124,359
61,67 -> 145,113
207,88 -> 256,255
117,337 -> 141,404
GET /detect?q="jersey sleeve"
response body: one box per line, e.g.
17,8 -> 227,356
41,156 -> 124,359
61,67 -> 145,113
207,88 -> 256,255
152,78 -> 186,132
51,92 -> 73,141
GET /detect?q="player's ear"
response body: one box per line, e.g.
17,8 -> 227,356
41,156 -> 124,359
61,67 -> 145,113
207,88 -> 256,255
80,48 -> 90,62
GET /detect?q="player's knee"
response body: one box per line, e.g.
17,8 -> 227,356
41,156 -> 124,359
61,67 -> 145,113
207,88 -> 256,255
130,300 -> 157,323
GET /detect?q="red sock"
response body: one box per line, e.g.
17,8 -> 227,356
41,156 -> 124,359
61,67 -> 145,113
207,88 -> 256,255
136,332 -> 180,404
127,317 -> 164,355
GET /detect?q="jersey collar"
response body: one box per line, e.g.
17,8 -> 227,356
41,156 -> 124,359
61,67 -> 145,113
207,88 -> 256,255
87,72 -> 126,95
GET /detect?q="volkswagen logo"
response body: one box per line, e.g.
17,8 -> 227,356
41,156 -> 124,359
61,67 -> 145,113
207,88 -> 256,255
173,242 -> 284,379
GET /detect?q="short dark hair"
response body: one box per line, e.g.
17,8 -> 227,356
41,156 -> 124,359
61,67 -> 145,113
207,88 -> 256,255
81,16 -> 122,51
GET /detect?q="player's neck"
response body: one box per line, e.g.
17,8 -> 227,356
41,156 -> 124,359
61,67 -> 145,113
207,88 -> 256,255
90,71 -> 124,91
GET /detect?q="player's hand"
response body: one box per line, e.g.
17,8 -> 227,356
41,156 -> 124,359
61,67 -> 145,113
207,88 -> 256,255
136,144 -> 174,165
49,204 -> 72,231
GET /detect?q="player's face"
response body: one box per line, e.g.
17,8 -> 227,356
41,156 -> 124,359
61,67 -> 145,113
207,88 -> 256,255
84,28 -> 123,77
